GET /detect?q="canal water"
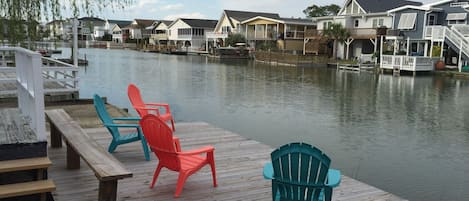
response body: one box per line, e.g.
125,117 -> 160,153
68,48 -> 469,201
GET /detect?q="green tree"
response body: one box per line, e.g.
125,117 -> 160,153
303,4 -> 341,17
322,23 -> 350,59
225,33 -> 246,47
0,0 -> 133,46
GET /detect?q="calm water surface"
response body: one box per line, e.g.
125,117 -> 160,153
69,48 -> 469,201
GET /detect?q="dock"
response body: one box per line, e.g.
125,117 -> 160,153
43,104 -> 407,201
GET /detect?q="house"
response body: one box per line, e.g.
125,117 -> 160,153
122,19 -> 155,40
94,19 -> 132,39
167,18 -> 218,51
311,0 -> 422,59
77,17 -> 105,40
240,16 -> 316,53
385,0 -> 469,72
111,21 -> 132,43
149,20 -> 173,45
46,19 -> 68,40
207,10 -> 280,46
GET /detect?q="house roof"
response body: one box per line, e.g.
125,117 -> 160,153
224,10 -> 280,22
134,19 -> 156,28
179,19 -> 218,28
159,20 -> 173,26
78,17 -> 105,22
107,20 -> 132,28
355,0 -> 422,13
279,18 -> 315,26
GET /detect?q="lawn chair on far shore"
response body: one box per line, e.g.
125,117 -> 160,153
263,142 -> 341,201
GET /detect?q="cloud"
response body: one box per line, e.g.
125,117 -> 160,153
160,3 -> 184,11
164,12 -> 207,20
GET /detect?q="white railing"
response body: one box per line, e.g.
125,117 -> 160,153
41,57 -> 79,94
381,55 -> 434,71
424,26 -> 445,41
445,26 -> 469,59
206,32 -> 228,39
0,51 -> 79,96
0,47 -> 46,141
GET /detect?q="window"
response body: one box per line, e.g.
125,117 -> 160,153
397,13 -> 417,29
354,20 -> 359,27
221,26 -> 231,33
323,21 -> 332,29
428,14 -> 437,25
372,18 -> 385,28
447,13 -> 467,25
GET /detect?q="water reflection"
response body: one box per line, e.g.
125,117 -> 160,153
71,48 -> 469,201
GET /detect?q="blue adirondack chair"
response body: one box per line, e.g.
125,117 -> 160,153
263,142 -> 341,201
93,94 -> 150,161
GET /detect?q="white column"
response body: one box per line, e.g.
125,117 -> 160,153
406,37 -> 410,56
73,18 -> 79,67
440,42 -> 444,58
424,41 -> 428,57
458,40 -> 463,72
430,40 -> 434,57
380,35 -> 384,69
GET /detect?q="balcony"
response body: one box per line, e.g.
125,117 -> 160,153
348,28 -> 379,39
285,31 -> 305,39
246,31 -> 277,40
206,32 -> 228,39
151,33 -> 168,40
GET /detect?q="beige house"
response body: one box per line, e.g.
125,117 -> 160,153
207,10 -> 280,46
149,20 -> 173,45
241,16 -> 316,52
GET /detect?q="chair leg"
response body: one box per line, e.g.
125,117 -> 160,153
208,153 -> 217,187
150,164 -> 163,188
108,141 -> 118,153
140,135 -> 151,161
174,172 -> 189,197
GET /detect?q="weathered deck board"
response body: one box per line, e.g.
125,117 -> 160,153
48,122 -> 407,201
0,108 -> 35,144
0,71 -> 68,98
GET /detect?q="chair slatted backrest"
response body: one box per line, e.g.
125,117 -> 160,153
140,114 -> 180,171
93,94 -> 119,138
271,143 -> 331,201
128,84 -> 148,117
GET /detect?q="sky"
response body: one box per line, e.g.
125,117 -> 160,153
79,0 -> 438,21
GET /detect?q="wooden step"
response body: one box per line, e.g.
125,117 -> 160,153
0,179 -> 55,199
0,157 -> 52,173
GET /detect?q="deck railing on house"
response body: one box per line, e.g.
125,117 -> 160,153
424,26 -> 445,41
0,46 -> 46,141
381,55 -> 435,71
0,49 -> 79,96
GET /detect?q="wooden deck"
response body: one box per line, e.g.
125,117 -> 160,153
48,122 -> 407,201
0,71 -> 72,99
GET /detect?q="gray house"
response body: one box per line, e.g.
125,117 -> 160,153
386,0 -> 469,71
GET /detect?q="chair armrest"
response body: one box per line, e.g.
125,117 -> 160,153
134,106 -> 161,115
263,162 -> 273,180
326,169 -> 341,188
178,146 -> 214,155
145,103 -> 171,113
112,117 -> 141,121
104,123 -> 140,128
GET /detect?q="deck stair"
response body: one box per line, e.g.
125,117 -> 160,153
0,157 -> 56,200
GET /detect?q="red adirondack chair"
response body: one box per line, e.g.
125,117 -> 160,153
140,114 -> 217,197
128,83 -> 176,131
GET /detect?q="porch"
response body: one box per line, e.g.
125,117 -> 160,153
381,55 -> 435,72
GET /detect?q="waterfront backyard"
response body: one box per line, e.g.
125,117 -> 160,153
59,48 -> 469,201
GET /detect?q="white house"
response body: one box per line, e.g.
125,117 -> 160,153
167,18 -> 218,51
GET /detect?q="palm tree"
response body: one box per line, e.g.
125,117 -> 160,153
322,23 -> 350,59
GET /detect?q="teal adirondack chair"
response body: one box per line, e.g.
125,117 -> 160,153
263,142 -> 341,201
93,94 -> 150,161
